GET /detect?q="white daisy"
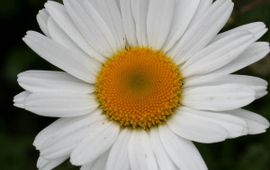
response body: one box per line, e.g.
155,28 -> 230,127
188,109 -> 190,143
14,0 -> 270,169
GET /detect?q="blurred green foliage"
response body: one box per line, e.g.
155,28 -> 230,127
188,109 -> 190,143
0,0 -> 270,169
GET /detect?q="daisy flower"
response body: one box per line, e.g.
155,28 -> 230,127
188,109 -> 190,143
14,0 -> 270,169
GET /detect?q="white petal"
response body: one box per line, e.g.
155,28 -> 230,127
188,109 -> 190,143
149,128 -> 176,170
115,0 -> 121,9
40,126 -> 90,159
128,131 -> 158,170
189,0 -> 213,26
23,93 -> 98,117
178,107 -> 248,138
80,0 -> 121,51
131,0 -> 149,47
147,0 -> 175,49
183,84 -> 256,111
80,151 -> 110,170
47,16 -> 79,51
44,1 -> 106,62
169,0 -> 233,64
17,70 -> 93,93
37,9 -> 50,37
168,108 -> 228,143
38,112 -> 106,160
23,31 -> 100,83
229,109 -> 270,135
13,91 -> 30,108
182,31 -> 254,77
159,126 -> 207,170
91,151 -> 110,170
80,162 -> 93,170
163,0 -> 200,51
89,0 -> 126,50
184,42 -> 270,87
120,0 -> 137,47
224,42 -> 269,74
37,156 -> 67,170
63,0 -> 116,57
47,17 -> 99,65
215,22 -> 267,41
37,156 -> 47,168
70,122 -> 120,165
34,110 -> 104,150
106,129 -> 131,170
199,75 -> 268,99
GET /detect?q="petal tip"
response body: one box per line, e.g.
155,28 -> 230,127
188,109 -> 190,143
13,92 -> 29,109
70,155 -> 83,166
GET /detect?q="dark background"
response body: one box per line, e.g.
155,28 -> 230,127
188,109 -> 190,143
0,0 -> 270,169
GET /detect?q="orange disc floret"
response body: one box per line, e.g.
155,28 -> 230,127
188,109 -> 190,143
95,47 -> 183,129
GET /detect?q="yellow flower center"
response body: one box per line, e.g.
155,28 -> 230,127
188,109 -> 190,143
96,47 -> 183,129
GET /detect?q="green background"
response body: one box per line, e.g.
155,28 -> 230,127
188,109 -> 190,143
0,0 -> 270,169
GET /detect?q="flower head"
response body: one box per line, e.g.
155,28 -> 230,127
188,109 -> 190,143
14,0 -> 269,169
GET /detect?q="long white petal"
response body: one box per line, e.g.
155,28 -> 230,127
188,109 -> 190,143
34,110 -> 104,150
40,127 -> 90,159
163,0 -> 200,51
80,152 -> 109,170
169,0 -> 233,64
23,31 -> 101,83
89,0 -> 126,50
37,156 -> 67,170
91,152 -> 110,170
80,163 -> 93,170
150,128 -> 176,170
106,129 -> 131,170
179,107 -> 249,138
63,0 -> 115,57
17,71 -> 93,93
36,9 -> 50,37
215,42 -> 270,77
23,93 -> 98,117
44,1 -> 106,62
70,122 -> 119,165
80,162 -> 93,170
215,22 -> 267,41
80,0 -> 121,51
229,109 -> 270,135
128,131 -> 158,170
202,75 -> 267,99
188,75 -> 268,99
39,113 -> 106,160
189,0 -> 213,26
47,17 -> 101,65
47,17 -> 79,51
131,0 -> 149,47
184,42 -> 270,87
168,109 -> 228,143
120,0 -> 137,47
159,126 -> 207,170
147,0 -> 175,49
182,31 -> 254,77
183,84 -> 256,111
